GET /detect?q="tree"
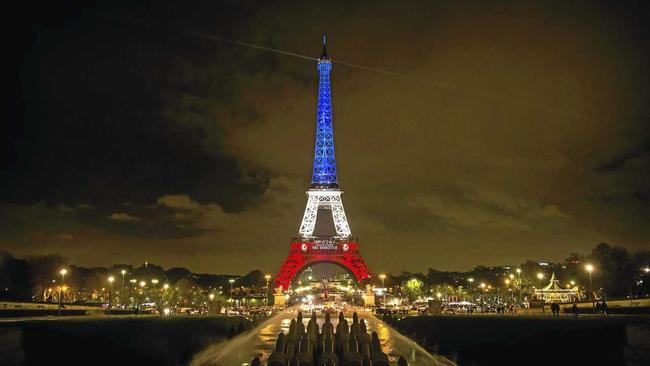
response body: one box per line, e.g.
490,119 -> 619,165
403,278 -> 423,302
0,251 -> 33,300
165,267 -> 192,283
241,270 -> 265,289
589,243 -> 633,297
25,254 -> 67,301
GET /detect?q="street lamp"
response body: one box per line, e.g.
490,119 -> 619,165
379,274 -> 387,306
137,281 -> 146,314
585,264 -> 594,296
58,269 -> 68,314
229,279 -> 235,305
468,278 -> 474,298
265,274 -> 272,306
107,276 -> 115,312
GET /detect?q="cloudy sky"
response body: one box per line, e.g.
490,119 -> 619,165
2,0 -> 648,274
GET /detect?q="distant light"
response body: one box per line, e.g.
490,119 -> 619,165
60,269 -> 67,276
537,273 -> 544,280
139,281 -> 146,287
516,268 -> 522,274
121,269 -> 127,275
163,308 -> 171,316
585,264 -> 594,273
108,276 -> 115,283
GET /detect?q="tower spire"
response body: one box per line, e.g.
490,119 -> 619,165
311,35 -> 337,188
320,33 -> 328,59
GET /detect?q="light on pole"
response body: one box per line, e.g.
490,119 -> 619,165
138,280 -> 146,314
265,274 -> 271,306
379,274 -> 387,306
536,272 -> 545,314
585,264 -> 594,297
108,276 -> 115,312
536,272 -> 545,296
229,279 -> 235,305
58,269 -> 67,314
467,278 -> 474,300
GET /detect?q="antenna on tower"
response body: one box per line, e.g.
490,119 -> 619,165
320,33 -> 328,59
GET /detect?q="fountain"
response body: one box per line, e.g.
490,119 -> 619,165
251,311 -> 408,366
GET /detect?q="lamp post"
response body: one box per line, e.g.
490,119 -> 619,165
585,264 -> 595,312
108,276 -> 115,313
229,278 -> 235,307
505,278 -> 512,302
379,274 -> 387,307
120,270 -> 127,305
58,269 -> 67,315
537,272 -> 545,314
138,280 -> 146,314
467,278 -> 474,301
585,264 -> 594,298
265,274 -> 271,306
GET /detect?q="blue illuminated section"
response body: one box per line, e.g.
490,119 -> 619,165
311,35 -> 339,188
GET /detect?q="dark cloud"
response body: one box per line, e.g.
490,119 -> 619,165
2,0 -> 649,273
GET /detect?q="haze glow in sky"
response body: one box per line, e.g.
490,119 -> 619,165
2,0 -> 649,274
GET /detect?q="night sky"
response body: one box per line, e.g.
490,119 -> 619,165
2,0 -> 649,274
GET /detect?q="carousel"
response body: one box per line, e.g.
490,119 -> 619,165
534,273 -> 580,303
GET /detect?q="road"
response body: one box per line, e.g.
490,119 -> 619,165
190,306 -> 456,366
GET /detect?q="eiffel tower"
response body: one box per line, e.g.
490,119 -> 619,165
274,35 -> 371,291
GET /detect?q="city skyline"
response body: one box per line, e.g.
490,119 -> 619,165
3,0 -> 649,275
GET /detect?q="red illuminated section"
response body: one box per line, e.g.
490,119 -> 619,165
274,241 -> 371,291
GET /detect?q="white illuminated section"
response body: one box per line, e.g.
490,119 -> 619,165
298,189 -> 352,237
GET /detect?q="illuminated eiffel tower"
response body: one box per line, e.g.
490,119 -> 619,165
274,35 -> 371,291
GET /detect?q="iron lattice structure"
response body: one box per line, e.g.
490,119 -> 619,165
311,54 -> 338,187
275,36 -> 371,291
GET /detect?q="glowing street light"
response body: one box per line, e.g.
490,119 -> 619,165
265,274 -> 272,306
379,274 -> 387,306
163,283 -> 169,290
60,268 -> 67,283
643,267 -> 650,274
585,264 -> 595,300
57,268 -> 68,314
536,272 -> 545,303
229,278 -> 235,303
108,276 -> 115,311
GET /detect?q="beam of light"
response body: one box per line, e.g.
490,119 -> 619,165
97,12 -> 578,119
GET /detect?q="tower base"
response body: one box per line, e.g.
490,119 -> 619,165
274,239 -> 371,291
